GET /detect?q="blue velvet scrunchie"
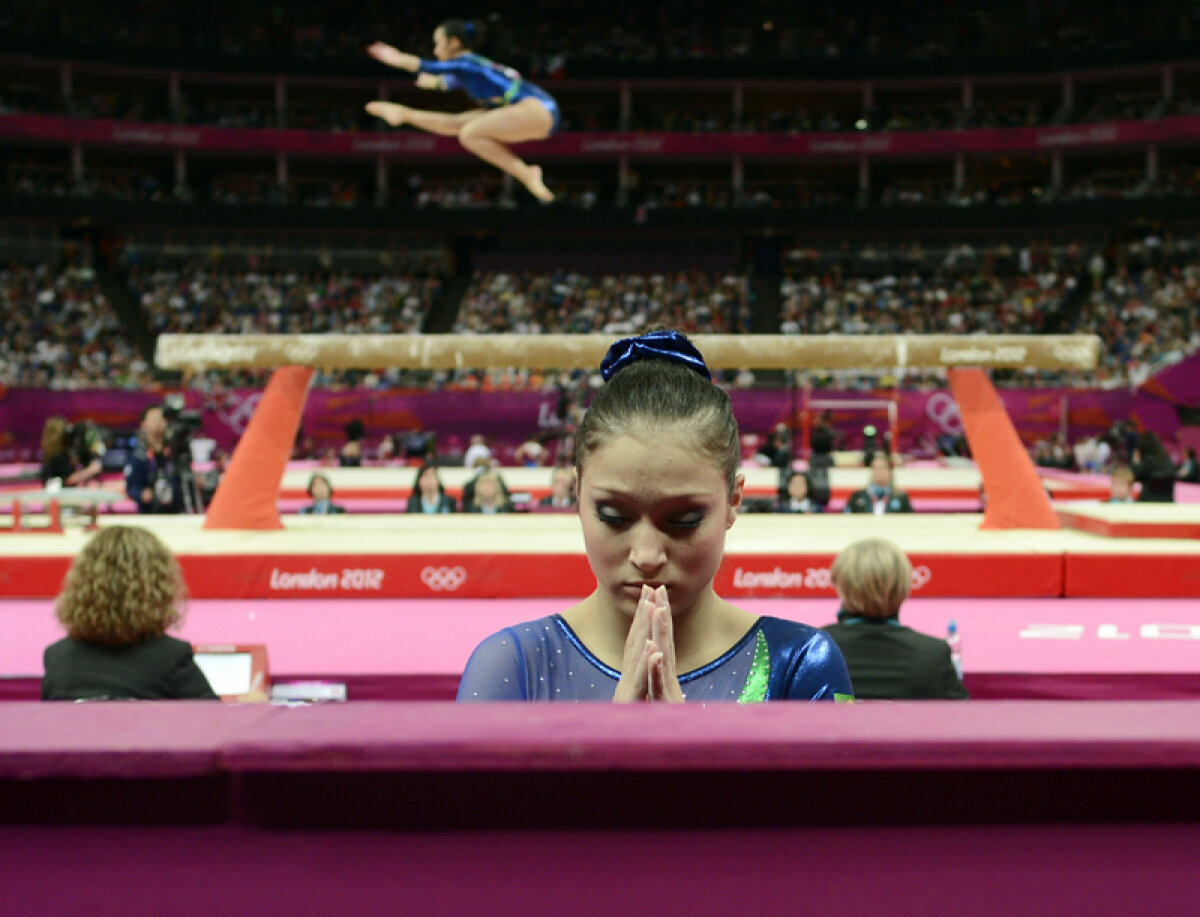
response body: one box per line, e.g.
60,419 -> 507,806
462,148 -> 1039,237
599,330 -> 712,382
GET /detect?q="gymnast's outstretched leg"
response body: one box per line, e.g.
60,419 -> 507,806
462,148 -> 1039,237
366,99 -> 552,201
365,101 -> 485,136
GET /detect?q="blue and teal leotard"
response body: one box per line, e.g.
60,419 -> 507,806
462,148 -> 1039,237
418,53 -> 561,132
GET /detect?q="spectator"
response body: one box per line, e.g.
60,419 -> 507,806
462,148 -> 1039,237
822,538 -> 968,700
42,526 -> 219,701
810,414 -> 836,458
1179,447 -> 1200,484
299,473 -> 346,514
467,470 -> 511,514
406,462 -> 457,514
844,453 -> 913,515
340,419 -> 366,467
462,434 -> 494,470
199,448 -> 229,508
1132,431 -> 1177,503
39,416 -> 102,487
403,430 -> 437,463
461,460 -> 511,512
376,433 -> 399,464
754,423 -> 793,470
776,471 -> 822,514
1108,466 -> 1136,503
861,425 -> 884,467
538,466 -> 577,510
1074,434 -> 1112,474
513,433 -> 548,467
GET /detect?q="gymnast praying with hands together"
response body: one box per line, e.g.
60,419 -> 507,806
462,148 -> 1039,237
457,330 -> 854,703
365,19 -> 557,202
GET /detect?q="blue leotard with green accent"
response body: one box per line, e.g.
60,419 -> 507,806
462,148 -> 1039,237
418,54 -> 561,132
457,614 -> 854,702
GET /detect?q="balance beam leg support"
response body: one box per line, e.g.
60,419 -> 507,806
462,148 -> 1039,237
948,367 -> 1060,530
204,366 -> 314,531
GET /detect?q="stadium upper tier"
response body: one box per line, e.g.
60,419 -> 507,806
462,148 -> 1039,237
2,0 -> 1197,79
3,44 -> 1198,229
4,70 -> 1199,135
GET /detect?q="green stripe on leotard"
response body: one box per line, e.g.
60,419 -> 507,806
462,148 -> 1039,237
737,629 -> 771,703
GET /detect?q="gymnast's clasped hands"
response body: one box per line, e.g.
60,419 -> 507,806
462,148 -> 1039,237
616,584 -> 684,703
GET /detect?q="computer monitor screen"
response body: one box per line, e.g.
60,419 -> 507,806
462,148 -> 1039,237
193,652 -> 254,696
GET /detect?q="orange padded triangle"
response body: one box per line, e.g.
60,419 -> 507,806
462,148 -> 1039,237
204,366 -> 314,530
947,368 -> 1060,530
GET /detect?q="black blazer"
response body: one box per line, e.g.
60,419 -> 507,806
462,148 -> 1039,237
42,634 -> 220,701
844,489 -> 914,514
406,493 -> 457,513
1133,455 -> 1177,503
821,616 -> 968,700
775,498 -> 823,514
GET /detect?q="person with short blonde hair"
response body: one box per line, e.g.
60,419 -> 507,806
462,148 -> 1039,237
823,538 -> 967,700
830,537 -> 913,619
468,470 -> 511,514
42,526 -> 218,701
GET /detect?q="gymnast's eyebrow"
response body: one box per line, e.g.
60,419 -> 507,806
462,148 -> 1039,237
589,486 -> 714,501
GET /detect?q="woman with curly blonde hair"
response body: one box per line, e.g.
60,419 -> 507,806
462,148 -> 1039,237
42,526 -> 218,701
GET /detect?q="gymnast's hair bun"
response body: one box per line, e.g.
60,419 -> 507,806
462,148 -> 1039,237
599,329 -> 712,382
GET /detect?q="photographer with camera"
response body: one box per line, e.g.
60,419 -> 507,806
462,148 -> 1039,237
39,416 -> 104,489
124,404 -> 187,514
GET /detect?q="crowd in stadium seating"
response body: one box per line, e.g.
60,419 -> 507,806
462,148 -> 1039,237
1,230 -> 1196,392
5,0 -> 1196,73
455,271 -> 752,336
9,156 -> 1195,215
131,266 -> 440,337
0,262 -> 151,388
780,233 -> 1200,388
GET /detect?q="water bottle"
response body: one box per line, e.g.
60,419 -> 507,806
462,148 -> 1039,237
947,620 -> 963,681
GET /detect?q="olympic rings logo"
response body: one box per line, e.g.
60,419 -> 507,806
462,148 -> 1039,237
925,393 -> 962,435
911,566 -> 933,590
420,565 -> 468,592
1052,342 -> 1093,366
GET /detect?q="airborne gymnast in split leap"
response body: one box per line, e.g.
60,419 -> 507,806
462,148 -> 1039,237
365,19 -> 558,202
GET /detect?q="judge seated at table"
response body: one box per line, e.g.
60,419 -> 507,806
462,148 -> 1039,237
537,467 -> 577,511
844,454 -> 913,515
42,526 -> 219,702
467,471 -> 511,515
406,462 -> 457,514
299,473 -> 346,515
822,537 -> 967,700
